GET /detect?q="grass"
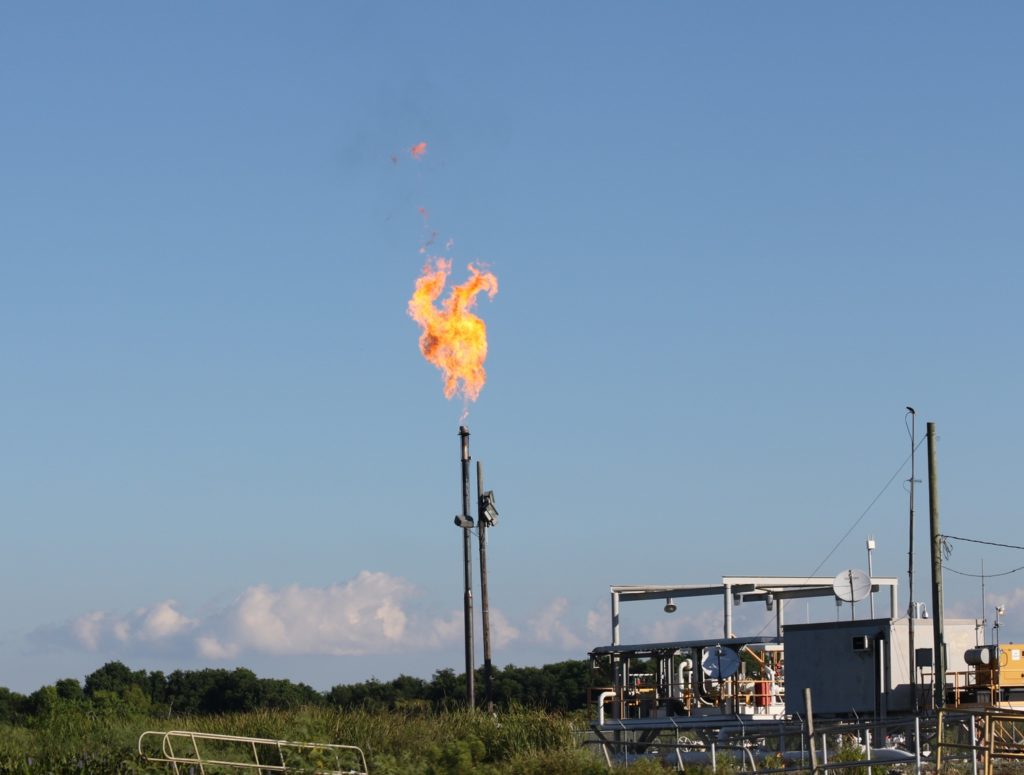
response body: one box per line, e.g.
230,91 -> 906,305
0,704 -> 679,773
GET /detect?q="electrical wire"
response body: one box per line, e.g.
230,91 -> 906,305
804,434 -> 926,580
752,434 -> 925,637
945,564 -> 1024,579
940,534 -> 1024,552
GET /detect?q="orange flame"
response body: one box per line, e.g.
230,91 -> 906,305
410,141 -> 427,159
408,259 -> 498,402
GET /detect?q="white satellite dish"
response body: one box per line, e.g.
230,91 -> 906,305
701,645 -> 741,680
832,568 -> 872,603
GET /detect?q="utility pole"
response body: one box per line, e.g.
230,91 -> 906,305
928,422 -> 946,708
456,426 -> 475,709
907,406 -> 918,710
477,461 -> 495,713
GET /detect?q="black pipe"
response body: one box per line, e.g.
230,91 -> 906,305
459,426 -> 475,709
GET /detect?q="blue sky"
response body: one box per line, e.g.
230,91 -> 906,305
2,2 -> 1023,694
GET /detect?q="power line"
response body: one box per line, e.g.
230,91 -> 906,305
940,534 -> 1024,552
805,436 -> 925,580
945,564 -> 1024,579
753,437 -> 924,637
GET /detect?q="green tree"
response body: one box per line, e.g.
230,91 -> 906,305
0,686 -> 26,724
54,677 -> 84,702
83,661 -> 148,698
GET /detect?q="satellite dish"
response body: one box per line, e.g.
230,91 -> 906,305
701,645 -> 741,680
832,568 -> 872,603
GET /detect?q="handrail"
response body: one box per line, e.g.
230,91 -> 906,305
138,729 -> 368,774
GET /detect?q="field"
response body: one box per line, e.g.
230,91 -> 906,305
0,704 -> 680,774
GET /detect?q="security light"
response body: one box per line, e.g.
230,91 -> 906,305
480,491 -> 499,526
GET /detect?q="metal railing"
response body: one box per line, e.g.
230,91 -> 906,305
138,730 -> 368,774
935,707 -> 1024,775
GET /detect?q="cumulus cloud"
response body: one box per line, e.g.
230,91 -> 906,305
71,611 -> 108,651
138,601 -> 197,641
427,611 -> 463,647
586,602 -> 609,640
994,587 -> 1024,607
30,574 -> 561,663
528,598 -> 582,650
62,601 -> 197,653
653,607 -> 725,642
488,608 -> 520,649
201,572 -> 414,658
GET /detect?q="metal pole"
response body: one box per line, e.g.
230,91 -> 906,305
865,727 -> 873,775
914,714 -> 922,775
805,688 -> 819,775
928,421 -> 945,709
611,592 -> 620,645
476,460 -> 493,713
971,714 -> 979,775
907,406 -> 917,711
867,537 -> 876,618
459,426 -> 475,709
724,583 -> 732,638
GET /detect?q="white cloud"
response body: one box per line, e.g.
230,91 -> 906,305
586,601 -> 610,640
427,611 -> 463,647
71,611 -> 107,651
66,601 -> 196,652
43,573 -> 436,660
488,608 -> 520,649
528,598 -> 582,650
207,572 -> 414,657
196,636 -> 240,660
640,607 -> 723,643
138,601 -> 197,641
993,587 -> 1024,612
34,576 -> 580,664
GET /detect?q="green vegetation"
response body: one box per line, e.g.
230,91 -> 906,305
0,660 -> 669,773
1,659 -> 596,724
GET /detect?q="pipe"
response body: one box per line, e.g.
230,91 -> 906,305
724,583 -> 733,638
611,590 -> 620,645
459,426 -> 475,709
596,691 -> 616,726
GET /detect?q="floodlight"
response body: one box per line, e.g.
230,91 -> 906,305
480,490 -> 499,526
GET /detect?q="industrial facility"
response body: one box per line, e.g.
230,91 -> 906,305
586,574 -> 1024,770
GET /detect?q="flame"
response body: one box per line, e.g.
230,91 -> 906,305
408,259 -> 498,402
410,141 -> 427,159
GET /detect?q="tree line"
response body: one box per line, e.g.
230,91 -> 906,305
0,659 -> 595,724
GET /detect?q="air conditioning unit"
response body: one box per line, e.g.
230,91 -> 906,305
852,635 -> 873,652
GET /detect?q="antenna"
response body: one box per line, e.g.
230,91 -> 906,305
906,406 -> 919,710
980,558 -> 987,646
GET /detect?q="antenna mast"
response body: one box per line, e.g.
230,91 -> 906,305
906,406 -> 918,710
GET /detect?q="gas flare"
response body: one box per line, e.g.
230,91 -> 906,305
408,259 -> 498,402
410,141 -> 427,159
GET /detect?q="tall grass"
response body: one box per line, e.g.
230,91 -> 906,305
1,703 -> 660,774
